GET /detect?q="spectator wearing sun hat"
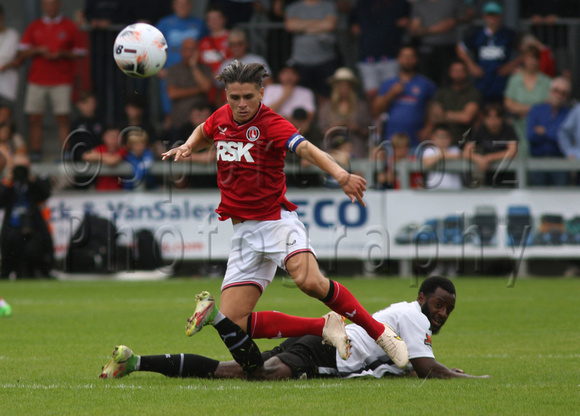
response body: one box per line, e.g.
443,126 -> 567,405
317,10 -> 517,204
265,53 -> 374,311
317,67 -> 373,159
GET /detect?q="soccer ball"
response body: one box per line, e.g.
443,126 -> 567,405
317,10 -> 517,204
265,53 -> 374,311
113,23 -> 167,78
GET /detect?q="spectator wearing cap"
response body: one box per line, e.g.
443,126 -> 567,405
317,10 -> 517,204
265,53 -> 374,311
527,77 -> 571,186
318,67 -> 372,159
262,64 -> 316,125
456,1 -> 521,103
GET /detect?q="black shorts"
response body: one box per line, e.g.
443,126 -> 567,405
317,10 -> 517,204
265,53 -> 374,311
261,335 -> 338,379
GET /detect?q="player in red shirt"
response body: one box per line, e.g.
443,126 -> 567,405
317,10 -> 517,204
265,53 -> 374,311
162,61 -> 408,377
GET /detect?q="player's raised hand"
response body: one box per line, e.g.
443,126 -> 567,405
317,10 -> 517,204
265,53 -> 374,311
338,172 -> 367,207
162,144 -> 192,162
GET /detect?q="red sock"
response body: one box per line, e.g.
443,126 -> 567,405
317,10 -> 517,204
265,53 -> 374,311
323,280 -> 384,340
250,311 -> 325,339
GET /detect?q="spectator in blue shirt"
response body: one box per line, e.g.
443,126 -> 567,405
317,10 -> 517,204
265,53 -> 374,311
558,85 -> 580,185
372,45 -> 437,149
527,77 -> 571,186
456,1 -> 521,103
123,129 -> 156,191
156,0 -> 208,119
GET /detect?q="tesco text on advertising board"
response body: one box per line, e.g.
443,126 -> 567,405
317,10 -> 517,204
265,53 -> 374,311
294,199 -> 368,228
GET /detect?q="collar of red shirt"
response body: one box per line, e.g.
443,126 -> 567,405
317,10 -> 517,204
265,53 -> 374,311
42,15 -> 64,24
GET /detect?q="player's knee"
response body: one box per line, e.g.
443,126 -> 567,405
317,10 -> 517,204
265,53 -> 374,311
295,275 -> 327,298
287,254 -> 326,297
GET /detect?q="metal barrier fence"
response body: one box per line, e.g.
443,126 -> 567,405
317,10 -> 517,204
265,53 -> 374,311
31,157 -> 580,190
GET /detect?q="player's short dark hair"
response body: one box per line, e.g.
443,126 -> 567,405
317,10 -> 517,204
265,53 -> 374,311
418,276 -> 456,297
216,60 -> 269,89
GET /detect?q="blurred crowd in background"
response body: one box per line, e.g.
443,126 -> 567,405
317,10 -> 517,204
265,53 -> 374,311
1,0 -> 580,192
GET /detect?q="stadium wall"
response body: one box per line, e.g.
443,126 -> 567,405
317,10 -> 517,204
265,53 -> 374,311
40,189 -> 580,265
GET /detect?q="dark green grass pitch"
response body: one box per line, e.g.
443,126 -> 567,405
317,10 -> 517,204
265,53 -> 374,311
1,277 -> 578,415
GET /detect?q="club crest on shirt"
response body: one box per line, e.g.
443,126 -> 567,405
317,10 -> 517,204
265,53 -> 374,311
246,126 -> 260,142
424,333 -> 432,347
218,126 -> 227,135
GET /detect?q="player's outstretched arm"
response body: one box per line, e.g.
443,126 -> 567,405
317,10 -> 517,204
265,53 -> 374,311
294,140 -> 366,206
410,357 -> 491,379
161,123 -> 213,162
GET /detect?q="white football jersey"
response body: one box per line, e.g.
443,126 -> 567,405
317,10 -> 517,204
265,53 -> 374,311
333,301 -> 435,378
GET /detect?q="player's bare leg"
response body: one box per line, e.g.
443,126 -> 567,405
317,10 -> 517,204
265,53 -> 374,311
202,285 -> 264,376
213,356 -> 292,380
219,284 -> 261,330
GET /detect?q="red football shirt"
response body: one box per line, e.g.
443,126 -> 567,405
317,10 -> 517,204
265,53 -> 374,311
93,145 -> 128,191
198,32 -> 231,75
203,103 -> 306,221
19,16 -> 87,86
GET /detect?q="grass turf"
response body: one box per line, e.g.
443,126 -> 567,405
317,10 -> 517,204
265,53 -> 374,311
0,276 -> 578,415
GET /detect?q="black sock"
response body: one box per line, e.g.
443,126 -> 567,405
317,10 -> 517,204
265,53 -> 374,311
214,317 -> 264,376
139,354 -> 219,378
321,279 -> 335,303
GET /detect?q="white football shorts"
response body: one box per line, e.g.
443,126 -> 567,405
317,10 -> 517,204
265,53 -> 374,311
222,209 -> 315,293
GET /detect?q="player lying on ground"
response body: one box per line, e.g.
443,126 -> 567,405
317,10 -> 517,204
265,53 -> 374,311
100,276 -> 490,380
160,60 -> 408,376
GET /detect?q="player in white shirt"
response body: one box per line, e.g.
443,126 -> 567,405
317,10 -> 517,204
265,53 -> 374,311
100,276 -> 490,380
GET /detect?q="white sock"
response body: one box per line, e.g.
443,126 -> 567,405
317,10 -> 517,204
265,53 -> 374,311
213,310 -> 225,325
0,298 -> 7,308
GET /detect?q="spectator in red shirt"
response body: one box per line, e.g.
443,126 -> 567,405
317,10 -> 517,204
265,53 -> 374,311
198,5 -> 231,106
10,0 -> 87,162
199,5 -> 230,75
81,124 -> 127,191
